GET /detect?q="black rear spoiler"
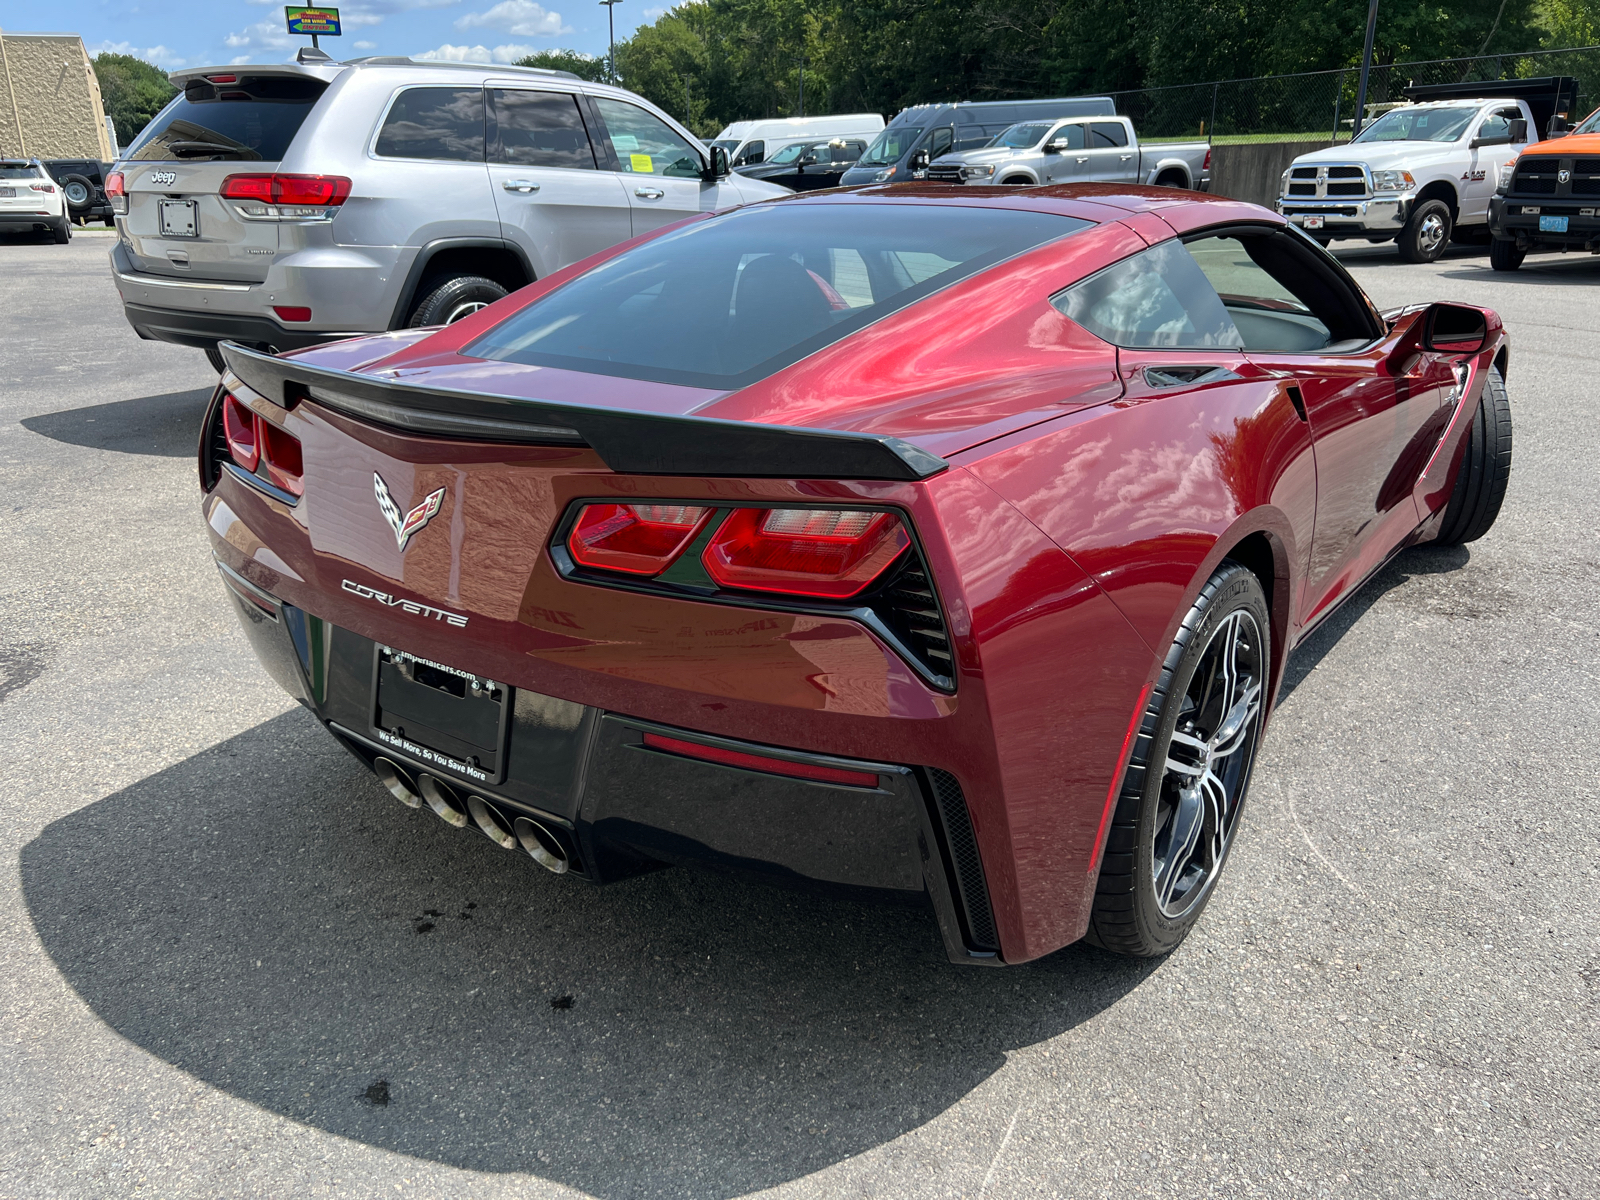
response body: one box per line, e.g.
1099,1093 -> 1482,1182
219,342 -> 948,482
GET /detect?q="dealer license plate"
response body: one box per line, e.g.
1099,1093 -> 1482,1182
371,646 -> 511,783
158,198 -> 198,238
1539,215 -> 1569,233
1301,214 -> 1325,229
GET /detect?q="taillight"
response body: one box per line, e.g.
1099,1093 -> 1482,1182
28,182 -> 55,193
568,503 -> 711,574
220,393 -> 304,497
220,173 -> 352,220
641,732 -> 880,788
222,394 -> 258,471
1202,147 -> 1212,171
702,508 -> 909,599
273,306 -> 313,323
104,170 -> 127,215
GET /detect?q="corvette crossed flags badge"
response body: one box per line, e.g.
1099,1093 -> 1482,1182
374,473 -> 446,552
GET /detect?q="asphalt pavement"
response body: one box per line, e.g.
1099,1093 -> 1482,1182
0,227 -> 1594,1199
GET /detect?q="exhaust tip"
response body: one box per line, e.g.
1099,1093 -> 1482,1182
514,816 -> 570,874
418,774 -> 468,827
374,757 -> 422,808
467,795 -> 518,850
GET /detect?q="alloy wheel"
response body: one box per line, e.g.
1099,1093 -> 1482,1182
444,300 -> 489,324
1151,609 -> 1264,917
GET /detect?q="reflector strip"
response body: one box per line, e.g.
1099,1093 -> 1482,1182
641,732 -> 881,789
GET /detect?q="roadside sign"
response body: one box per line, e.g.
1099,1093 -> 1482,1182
285,7 -> 342,36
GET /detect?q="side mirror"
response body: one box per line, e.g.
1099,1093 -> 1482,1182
702,144 -> 730,182
909,149 -> 930,171
1547,114 -> 1570,138
1045,136 -> 1070,154
1470,133 -> 1510,149
1508,117 -> 1528,143
1423,303 -> 1487,355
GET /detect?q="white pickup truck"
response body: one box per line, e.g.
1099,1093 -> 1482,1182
1277,96 -> 1539,262
925,115 -> 1210,190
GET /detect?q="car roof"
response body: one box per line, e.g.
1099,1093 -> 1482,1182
772,181 -> 1271,226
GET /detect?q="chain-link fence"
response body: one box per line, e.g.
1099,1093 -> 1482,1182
1113,45 -> 1600,145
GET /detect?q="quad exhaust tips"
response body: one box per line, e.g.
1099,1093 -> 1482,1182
373,758 -> 569,873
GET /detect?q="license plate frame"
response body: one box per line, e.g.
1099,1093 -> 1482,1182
369,645 -> 512,785
1301,214 -> 1326,230
158,198 -> 199,238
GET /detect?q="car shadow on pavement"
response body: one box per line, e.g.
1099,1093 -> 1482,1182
20,387 -> 214,458
1277,543 -> 1470,706
20,707 -> 1157,1197
1436,257 -> 1600,284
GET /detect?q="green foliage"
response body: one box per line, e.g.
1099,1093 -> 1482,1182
513,49 -> 612,83
93,53 -> 178,149
611,0 -> 1559,133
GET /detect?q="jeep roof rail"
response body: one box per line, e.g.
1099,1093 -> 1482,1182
342,56 -> 582,81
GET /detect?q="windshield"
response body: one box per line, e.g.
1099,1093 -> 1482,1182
714,139 -> 740,152
767,141 -> 821,165
467,203 -> 1086,389
123,75 -> 327,162
1352,105 -> 1479,145
994,123 -> 1051,149
1571,106 -> 1600,135
858,126 -> 923,166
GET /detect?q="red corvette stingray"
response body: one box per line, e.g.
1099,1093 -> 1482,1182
204,184 -> 1511,965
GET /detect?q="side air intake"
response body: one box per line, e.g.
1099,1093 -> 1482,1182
925,768 -> 999,951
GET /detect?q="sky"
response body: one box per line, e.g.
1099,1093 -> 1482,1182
18,0 -> 669,72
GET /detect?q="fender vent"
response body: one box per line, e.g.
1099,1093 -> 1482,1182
872,551 -> 953,686
201,385 -> 228,490
925,768 -> 998,951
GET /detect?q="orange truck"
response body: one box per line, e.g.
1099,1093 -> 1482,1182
1488,103 -> 1600,269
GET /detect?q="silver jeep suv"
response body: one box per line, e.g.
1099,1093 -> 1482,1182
108,54 -> 788,369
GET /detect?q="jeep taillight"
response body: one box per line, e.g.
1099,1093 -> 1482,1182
221,393 -> 304,498
702,508 -> 909,599
104,171 -> 126,215
220,173 -> 352,220
568,504 -> 712,574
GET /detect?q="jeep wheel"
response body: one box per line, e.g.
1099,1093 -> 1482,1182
408,275 -> 509,327
51,219 -> 71,245
1399,199 -> 1452,263
1489,238 -> 1525,272
61,175 -> 94,213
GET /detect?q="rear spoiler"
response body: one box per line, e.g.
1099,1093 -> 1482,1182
219,342 -> 949,482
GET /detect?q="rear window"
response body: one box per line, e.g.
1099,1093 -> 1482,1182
0,164 -> 41,179
123,75 -> 327,163
467,202 -> 1086,389
375,87 -> 485,161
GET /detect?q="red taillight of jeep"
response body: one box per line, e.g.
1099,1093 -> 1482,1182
220,393 -> 304,498
221,173 -> 352,206
565,504 -> 909,599
702,508 -> 909,599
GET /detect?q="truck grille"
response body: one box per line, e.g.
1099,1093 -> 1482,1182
1285,164 -> 1369,200
926,165 -> 964,183
1511,164 -> 1559,194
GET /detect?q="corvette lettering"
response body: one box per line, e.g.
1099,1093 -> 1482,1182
341,579 -> 468,626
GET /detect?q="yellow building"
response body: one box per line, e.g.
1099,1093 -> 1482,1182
0,30 -> 116,161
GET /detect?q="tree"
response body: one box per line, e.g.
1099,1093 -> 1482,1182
93,53 -> 177,148
514,49 -> 611,82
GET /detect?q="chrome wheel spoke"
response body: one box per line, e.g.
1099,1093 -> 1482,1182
1156,788 -> 1204,910
1211,680 -> 1262,758
1200,769 -> 1229,863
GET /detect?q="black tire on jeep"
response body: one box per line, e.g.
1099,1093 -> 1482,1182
1398,198 -> 1452,263
51,219 -> 71,244
408,275 -> 509,327
61,174 -> 95,214
1489,238 -> 1525,272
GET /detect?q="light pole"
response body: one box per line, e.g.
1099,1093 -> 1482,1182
1352,0 -> 1379,137
601,0 -> 620,85
795,55 -> 808,118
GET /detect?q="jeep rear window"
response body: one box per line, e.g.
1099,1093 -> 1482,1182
123,75 -> 328,163
0,164 -> 42,178
466,202 -> 1087,389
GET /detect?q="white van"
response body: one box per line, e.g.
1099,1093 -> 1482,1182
712,113 -> 886,168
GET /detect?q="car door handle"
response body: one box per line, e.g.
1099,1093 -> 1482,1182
1120,154 -> 1133,161
1075,157 -> 1088,164
634,187 -> 665,199
501,180 -> 540,193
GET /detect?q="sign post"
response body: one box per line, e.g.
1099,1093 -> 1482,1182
285,7 -> 342,51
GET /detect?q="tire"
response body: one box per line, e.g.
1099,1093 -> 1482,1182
1399,198 -> 1452,263
61,174 -> 94,213
999,176 -> 1031,185
1434,366 -> 1512,546
407,274 -> 508,327
205,346 -> 228,374
1154,170 -> 1186,188
1489,238 -> 1525,272
1088,563 -> 1270,957
51,219 -> 70,244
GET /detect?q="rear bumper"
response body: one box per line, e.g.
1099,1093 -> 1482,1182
0,211 -> 64,227
123,301 -> 356,351
213,559 -> 1003,966
1489,195 -> 1600,249
1277,195 -> 1410,236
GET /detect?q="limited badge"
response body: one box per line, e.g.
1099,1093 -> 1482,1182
374,473 -> 445,551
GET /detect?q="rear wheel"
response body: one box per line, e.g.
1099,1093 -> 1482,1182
1154,170 -> 1186,188
51,219 -> 70,244
1434,366 -> 1512,546
1489,238 -> 1525,272
1399,198 -> 1452,263
408,274 -> 508,327
999,176 -> 1031,185
61,175 -> 94,215
1088,563 -> 1270,957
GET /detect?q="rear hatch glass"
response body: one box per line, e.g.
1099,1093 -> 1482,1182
119,74 -> 329,283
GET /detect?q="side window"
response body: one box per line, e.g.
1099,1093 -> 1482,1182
1089,121 -> 1129,149
1477,111 -> 1510,141
489,90 -> 595,169
1052,123 -> 1086,150
1183,235 -> 1332,351
738,140 -> 765,165
375,87 -> 485,161
1052,239 -> 1242,349
928,126 -> 954,157
592,97 -> 704,178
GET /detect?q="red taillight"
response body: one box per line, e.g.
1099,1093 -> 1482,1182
222,394 -> 259,471
568,503 -> 711,574
261,422 -> 304,496
1203,147 -> 1212,170
104,170 -> 127,215
701,508 -> 909,599
207,73 -> 238,84
28,183 -> 55,193
220,173 -> 352,206
273,306 -> 313,323
641,732 -> 881,789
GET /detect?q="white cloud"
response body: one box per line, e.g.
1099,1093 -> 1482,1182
415,41 -> 544,62
455,0 -> 569,37
354,40 -> 378,49
91,40 -> 187,69
224,20 -> 295,53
